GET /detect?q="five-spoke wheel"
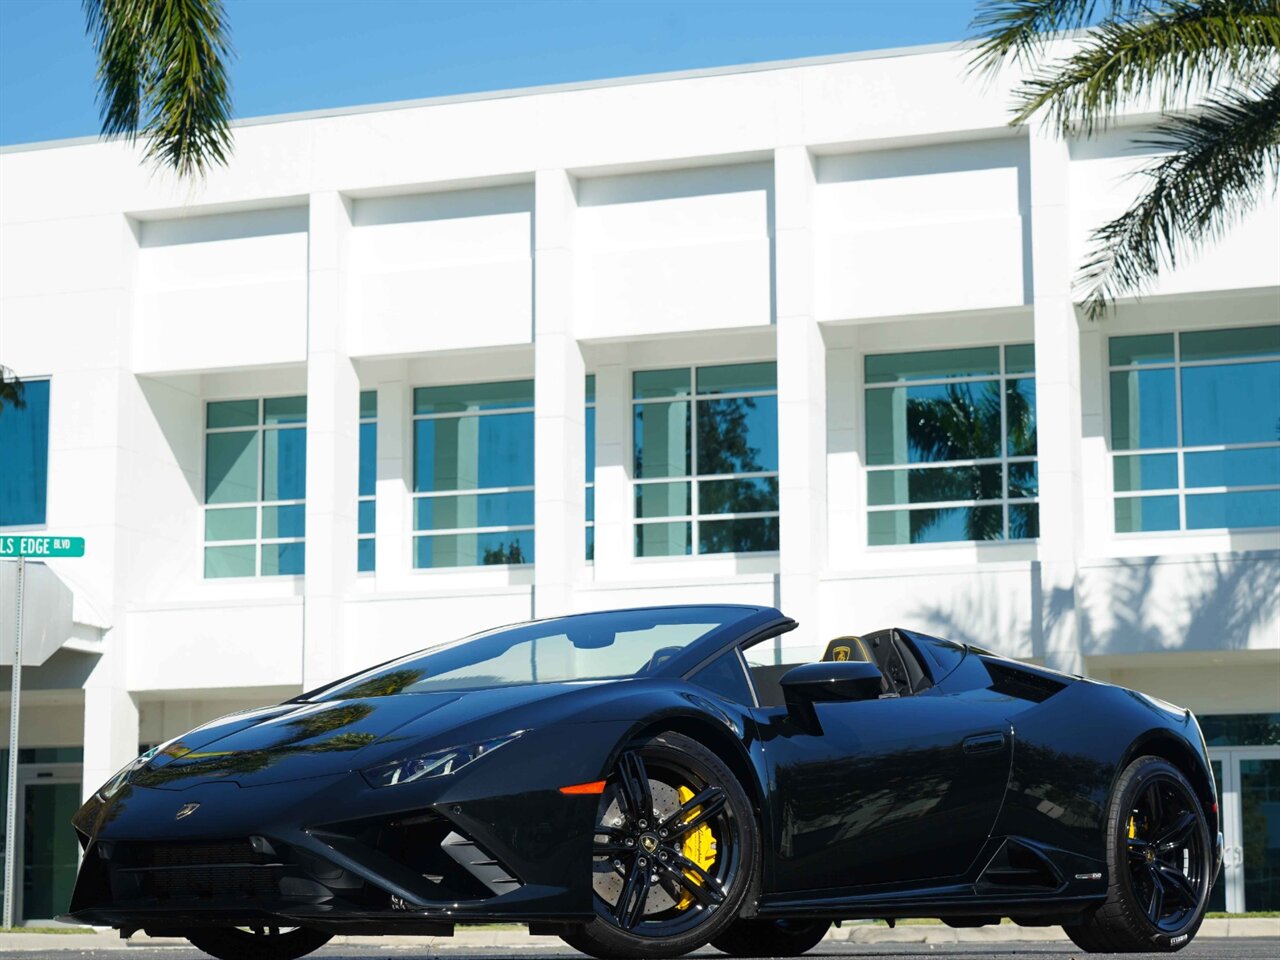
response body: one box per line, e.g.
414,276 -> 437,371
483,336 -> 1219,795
1065,756 -> 1214,953
562,732 -> 757,960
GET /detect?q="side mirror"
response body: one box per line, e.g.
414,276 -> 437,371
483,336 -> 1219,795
780,661 -> 884,732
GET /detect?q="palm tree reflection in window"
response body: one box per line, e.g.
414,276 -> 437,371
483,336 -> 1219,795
894,379 -> 1038,543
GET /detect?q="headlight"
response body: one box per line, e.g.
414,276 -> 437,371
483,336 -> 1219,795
97,744 -> 162,801
361,733 -> 522,789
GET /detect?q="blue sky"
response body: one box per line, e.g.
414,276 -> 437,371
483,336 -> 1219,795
0,1 -> 979,147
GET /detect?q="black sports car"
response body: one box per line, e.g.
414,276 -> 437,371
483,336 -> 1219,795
65,605 -> 1221,959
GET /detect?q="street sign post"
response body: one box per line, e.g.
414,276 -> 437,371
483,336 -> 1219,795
2,535 -> 84,928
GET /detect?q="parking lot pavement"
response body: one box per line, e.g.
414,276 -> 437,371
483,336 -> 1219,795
0,940 -> 1276,960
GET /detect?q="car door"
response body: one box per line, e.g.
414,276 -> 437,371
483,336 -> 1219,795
752,652 -> 1012,894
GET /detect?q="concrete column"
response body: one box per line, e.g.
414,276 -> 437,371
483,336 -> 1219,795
1029,127 -> 1085,675
532,169 -> 585,618
81,684 -> 138,803
774,146 -> 827,657
591,348 -> 630,580
374,370 -> 410,581
303,192 -> 359,688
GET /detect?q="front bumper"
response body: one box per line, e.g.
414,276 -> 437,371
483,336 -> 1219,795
63,722 -> 632,930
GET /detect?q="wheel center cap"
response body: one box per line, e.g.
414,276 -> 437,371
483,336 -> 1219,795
1145,849 -> 1154,862
639,833 -> 659,854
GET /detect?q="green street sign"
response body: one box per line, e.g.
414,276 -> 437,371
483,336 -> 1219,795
0,536 -> 85,558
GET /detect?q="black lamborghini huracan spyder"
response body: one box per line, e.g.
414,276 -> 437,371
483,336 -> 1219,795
65,605 -> 1221,959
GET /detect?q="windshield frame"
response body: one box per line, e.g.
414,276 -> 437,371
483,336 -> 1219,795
296,605 -> 782,702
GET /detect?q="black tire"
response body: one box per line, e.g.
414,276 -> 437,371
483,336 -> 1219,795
561,731 -> 759,959
712,918 -> 831,957
1063,756 -> 1213,953
186,926 -> 332,960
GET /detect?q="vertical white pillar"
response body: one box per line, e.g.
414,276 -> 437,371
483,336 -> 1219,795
774,146 -> 826,657
303,192 -> 359,688
533,169 -> 585,618
592,347 -> 630,580
81,685 -> 138,803
1029,127 -> 1085,675
375,370 -> 409,582
83,214 -> 143,803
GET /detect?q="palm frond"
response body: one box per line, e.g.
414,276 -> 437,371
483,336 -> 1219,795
970,0 -> 1142,72
82,0 -> 233,178
1011,1 -> 1280,134
1078,78 -> 1280,318
0,365 -> 25,417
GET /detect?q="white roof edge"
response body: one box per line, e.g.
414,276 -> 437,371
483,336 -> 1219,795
0,37 -> 975,156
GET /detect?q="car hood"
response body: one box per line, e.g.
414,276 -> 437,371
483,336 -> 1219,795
130,682 -> 599,790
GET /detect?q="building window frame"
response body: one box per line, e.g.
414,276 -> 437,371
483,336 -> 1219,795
1107,324 -> 1280,536
411,379 -> 535,569
631,361 -> 780,558
202,395 -> 307,579
862,343 -> 1038,547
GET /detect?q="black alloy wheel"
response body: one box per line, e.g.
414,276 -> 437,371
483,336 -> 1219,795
562,731 -> 758,959
1125,776 -> 1208,932
186,926 -> 333,960
1065,756 -> 1213,953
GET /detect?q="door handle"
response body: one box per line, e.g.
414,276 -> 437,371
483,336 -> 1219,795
963,732 -> 1006,755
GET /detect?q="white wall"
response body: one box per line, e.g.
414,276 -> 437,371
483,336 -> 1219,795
350,183 -> 534,356
575,162 -> 774,338
815,137 -> 1030,320
133,206 -> 309,374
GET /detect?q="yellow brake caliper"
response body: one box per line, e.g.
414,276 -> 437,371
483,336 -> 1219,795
675,785 -> 717,910
1128,814 -> 1137,840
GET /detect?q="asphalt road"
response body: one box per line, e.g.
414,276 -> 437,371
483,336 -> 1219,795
4,940 -> 1277,960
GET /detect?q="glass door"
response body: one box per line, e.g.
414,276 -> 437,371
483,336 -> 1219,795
1210,747 -> 1280,913
16,774 -> 82,922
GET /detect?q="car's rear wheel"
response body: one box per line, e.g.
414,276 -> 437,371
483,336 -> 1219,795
561,731 -> 758,960
1064,756 -> 1213,953
186,926 -> 332,960
712,917 -> 831,956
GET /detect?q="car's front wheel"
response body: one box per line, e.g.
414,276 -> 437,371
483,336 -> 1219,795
561,731 -> 758,960
186,926 -> 332,960
1064,756 -> 1214,953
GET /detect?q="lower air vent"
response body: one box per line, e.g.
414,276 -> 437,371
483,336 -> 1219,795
441,831 -> 521,897
977,839 -> 1062,892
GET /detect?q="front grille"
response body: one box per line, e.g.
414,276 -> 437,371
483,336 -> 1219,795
115,839 -> 269,868
105,838 -> 284,902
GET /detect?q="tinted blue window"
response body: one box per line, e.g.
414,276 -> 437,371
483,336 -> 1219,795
358,500 -> 376,535
0,379 -> 50,526
414,491 -> 534,530
1114,453 -> 1178,492
585,406 -> 596,484
1186,491 -> 1280,530
1185,448 -> 1280,489
1110,368 -> 1176,450
262,428 -> 307,501
359,421 -> 377,497
357,538 -> 375,573
1181,361 -> 1280,447
413,413 -> 534,492
697,395 -> 779,474
414,531 -> 534,568
1114,496 -> 1180,533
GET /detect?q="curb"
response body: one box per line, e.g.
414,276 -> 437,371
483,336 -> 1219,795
0,918 -> 1275,951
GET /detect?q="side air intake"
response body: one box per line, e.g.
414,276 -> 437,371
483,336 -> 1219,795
976,839 -> 1063,893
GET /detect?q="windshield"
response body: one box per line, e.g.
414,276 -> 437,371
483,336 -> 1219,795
309,606 -> 757,700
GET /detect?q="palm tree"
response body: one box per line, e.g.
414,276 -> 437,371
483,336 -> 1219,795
972,0 -> 1280,319
0,365 -> 23,417
82,0 -> 234,178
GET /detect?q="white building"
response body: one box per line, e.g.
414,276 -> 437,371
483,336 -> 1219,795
1,40 -> 1277,922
